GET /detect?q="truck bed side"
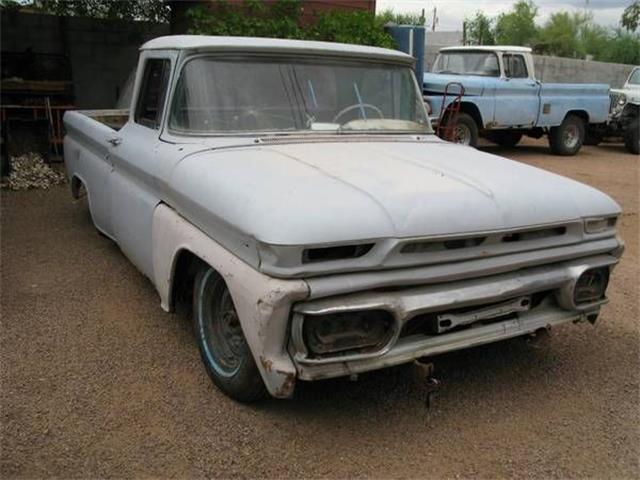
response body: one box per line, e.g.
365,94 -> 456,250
538,83 -> 610,125
63,109 -> 128,235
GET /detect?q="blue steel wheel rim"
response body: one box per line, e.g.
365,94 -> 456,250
198,269 -> 245,378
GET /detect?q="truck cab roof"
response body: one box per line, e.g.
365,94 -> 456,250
141,35 -> 414,64
439,45 -> 533,53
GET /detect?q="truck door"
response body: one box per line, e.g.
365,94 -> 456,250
107,55 -> 173,280
493,53 -> 540,128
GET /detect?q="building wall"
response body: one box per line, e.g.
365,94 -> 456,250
1,11 -> 169,109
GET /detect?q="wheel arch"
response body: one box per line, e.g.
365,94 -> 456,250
622,103 -> 639,122
565,109 -> 589,124
152,203 -> 308,398
70,174 -> 85,199
168,248 -> 208,313
448,101 -> 483,128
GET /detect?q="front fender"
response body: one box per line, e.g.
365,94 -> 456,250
151,203 -> 309,398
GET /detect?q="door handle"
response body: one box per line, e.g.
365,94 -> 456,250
107,137 -> 122,146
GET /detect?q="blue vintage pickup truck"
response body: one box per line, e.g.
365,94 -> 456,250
423,46 -> 610,155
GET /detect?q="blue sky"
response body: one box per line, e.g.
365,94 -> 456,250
376,0 -> 631,31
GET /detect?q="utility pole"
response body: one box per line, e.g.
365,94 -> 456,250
431,6 -> 438,31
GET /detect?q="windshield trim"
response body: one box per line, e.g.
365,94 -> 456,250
627,67 -> 640,86
165,53 -> 431,138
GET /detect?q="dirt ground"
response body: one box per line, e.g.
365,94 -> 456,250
1,138 -> 638,479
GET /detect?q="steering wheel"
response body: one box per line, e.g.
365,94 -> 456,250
332,103 -> 384,124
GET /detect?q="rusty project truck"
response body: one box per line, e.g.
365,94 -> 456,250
64,36 -> 624,401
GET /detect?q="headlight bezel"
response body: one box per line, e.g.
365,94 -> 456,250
584,215 -> 618,235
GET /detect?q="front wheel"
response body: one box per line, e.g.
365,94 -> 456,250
548,114 -> 585,156
624,118 -> 639,155
444,113 -> 478,147
193,264 -> 266,402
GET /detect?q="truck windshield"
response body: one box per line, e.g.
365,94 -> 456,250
433,52 -> 500,77
169,56 -> 430,135
628,68 -> 640,85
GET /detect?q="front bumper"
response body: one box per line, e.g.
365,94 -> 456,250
290,254 -> 618,381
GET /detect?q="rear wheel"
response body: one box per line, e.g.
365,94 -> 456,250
548,114 -> 585,156
445,113 -> 478,147
624,118 -> 639,154
193,264 -> 266,402
486,131 -> 523,147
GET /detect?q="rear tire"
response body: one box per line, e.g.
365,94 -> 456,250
193,264 -> 266,402
445,113 -> 478,147
486,131 -> 523,147
548,114 -> 585,156
624,118 -> 639,155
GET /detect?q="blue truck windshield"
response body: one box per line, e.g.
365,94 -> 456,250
433,52 -> 500,77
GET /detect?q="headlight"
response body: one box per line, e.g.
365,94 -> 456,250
302,310 -> 395,357
611,93 -> 627,115
573,267 -> 610,305
584,216 -> 617,234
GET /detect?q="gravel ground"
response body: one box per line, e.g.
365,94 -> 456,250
1,139 -> 638,479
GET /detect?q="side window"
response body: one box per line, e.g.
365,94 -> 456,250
135,59 -> 170,129
503,54 -> 528,79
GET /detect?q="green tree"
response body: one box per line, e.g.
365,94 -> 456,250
310,10 -> 396,48
603,29 -> 640,65
621,1 -> 640,32
186,1 -> 304,39
377,9 -> 425,26
186,0 -> 396,49
494,0 -> 538,45
465,11 -> 495,45
538,11 -> 591,58
580,22 -> 612,60
30,0 -> 169,23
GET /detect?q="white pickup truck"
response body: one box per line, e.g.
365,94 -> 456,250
64,36 -> 624,402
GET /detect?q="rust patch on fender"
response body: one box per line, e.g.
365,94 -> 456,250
274,372 -> 296,398
260,356 -> 273,372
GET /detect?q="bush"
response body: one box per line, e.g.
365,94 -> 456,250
308,10 -> 396,48
186,0 -> 396,49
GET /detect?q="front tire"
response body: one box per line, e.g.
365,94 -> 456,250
193,265 -> 266,402
444,113 -> 478,147
624,118 -> 639,155
548,114 -> 585,156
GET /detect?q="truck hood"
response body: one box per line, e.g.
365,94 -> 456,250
611,87 -> 640,104
423,72 -> 488,96
169,136 -> 620,247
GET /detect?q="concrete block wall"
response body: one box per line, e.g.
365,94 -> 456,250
1,11 -> 169,109
532,55 -> 634,88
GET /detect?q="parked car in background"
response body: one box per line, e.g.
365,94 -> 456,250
423,46 -> 611,156
64,36 -> 624,402
605,66 -> 639,154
